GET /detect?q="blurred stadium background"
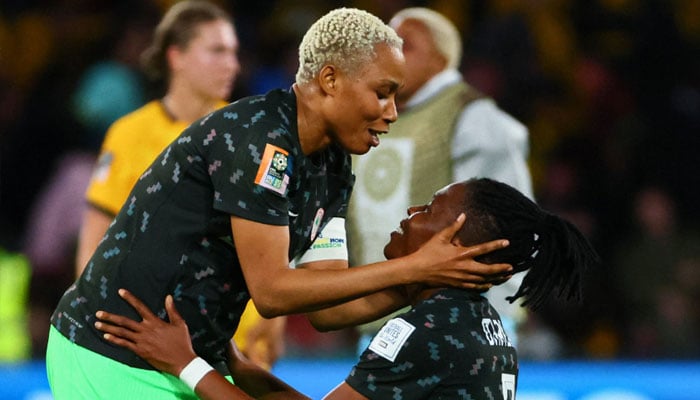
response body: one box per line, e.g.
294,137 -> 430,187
1,0 -> 698,398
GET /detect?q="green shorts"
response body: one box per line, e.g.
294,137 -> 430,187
46,325 -> 198,399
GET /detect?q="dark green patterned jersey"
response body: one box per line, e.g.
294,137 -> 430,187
51,89 -> 354,370
347,288 -> 518,399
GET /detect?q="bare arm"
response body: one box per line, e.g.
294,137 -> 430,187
233,214 -> 511,319
298,259 -> 410,331
95,289 -> 308,400
323,382 -> 369,400
75,206 -> 113,277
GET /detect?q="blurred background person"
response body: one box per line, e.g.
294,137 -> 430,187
612,184 -> 700,358
346,6 -> 534,355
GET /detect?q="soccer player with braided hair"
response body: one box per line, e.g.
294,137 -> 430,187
93,178 -> 598,400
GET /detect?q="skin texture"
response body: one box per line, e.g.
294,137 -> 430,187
384,184 -> 465,260
389,18 -> 447,107
295,43 -> 402,156
95,181 -> 508,400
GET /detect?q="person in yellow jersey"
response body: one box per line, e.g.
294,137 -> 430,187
75,0 -> 285,370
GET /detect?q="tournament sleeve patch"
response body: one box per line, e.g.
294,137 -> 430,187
254,144 -> 290,195
369,318 -> 416,362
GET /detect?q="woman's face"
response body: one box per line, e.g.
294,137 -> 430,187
172,19 -> 240,101
384,182 -> 466,259
390,18 -> 447,106
326,43 -> 405,155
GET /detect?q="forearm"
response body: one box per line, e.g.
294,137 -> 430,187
227,341 -> 309,400
250,257 -> 417,318
305,287 -> 409,331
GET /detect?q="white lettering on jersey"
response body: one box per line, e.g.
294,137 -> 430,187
481,318 -> 512,347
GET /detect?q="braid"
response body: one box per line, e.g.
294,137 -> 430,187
462,178 -> 599,310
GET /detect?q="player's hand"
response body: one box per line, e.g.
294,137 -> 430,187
408,213 -> 512,290
95,289 -> 196,376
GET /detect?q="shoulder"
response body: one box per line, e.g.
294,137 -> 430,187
221,89 -> 295,122
462,99 -> 527,135
102,101 -> 166,143
109,101 -> 164,129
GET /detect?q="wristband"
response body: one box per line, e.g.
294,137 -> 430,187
179,357 -> 214,391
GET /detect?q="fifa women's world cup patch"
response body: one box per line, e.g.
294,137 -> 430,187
255,143 -> 292,195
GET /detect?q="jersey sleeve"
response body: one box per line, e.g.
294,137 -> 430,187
199,111 -> 295,226
84,122 -> 143,215
344,314 -> 447,400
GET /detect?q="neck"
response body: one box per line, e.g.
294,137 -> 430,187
412,287 -> 444,305
163,86 -> 220,124
293,83 -> 331,155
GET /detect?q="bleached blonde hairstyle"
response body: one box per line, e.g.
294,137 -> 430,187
295,8 -> 403,84
390,7 -> 462,70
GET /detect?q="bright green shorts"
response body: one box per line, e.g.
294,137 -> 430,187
47,325 -> 198,399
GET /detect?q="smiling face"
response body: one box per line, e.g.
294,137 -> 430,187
325,43 -> 405,155
384,182 -> 467,259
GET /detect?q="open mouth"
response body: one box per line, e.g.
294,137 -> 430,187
369,129 -> 387,147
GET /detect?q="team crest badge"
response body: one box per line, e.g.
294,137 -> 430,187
255,144 -> 291,195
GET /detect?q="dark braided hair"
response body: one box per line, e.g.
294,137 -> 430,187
456,178 -> 599,309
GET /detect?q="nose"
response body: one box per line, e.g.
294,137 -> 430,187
384,97 -> 399,124
406,205 -> 425,216
228,53 -> 241,78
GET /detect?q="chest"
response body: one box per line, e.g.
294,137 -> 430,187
286,153 -> 352,259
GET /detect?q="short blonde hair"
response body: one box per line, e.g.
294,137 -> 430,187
295,8 -> 403,84
390,7 -> 462,70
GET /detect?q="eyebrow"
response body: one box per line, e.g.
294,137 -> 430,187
379,80 -> 401,93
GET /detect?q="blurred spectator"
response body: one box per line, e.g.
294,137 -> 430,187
347,6 -> 534,358
613,184 -> 700,358
0,248 -> 31,361
18,2 -> 159,359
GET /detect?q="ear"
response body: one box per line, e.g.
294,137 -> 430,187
317,64 -> 338,96
166,45 -> 182,71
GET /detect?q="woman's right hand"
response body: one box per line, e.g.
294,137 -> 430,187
407,213 -> 512,290
95,289 -> 196,377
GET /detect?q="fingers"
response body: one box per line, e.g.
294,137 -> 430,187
101,332 -> 137,353
459,239 -> 510,257
165,295 -> 185,324
118,289 -> 157,320
95,310 -> 142,331
438,213 -> 466,241
94,318 -> 137,341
